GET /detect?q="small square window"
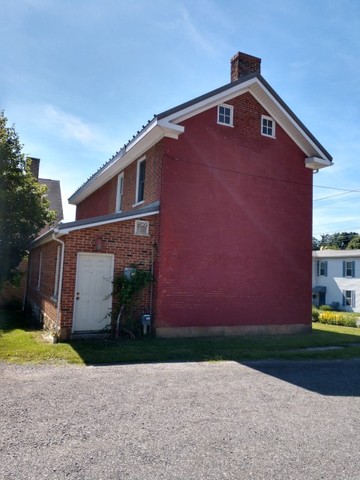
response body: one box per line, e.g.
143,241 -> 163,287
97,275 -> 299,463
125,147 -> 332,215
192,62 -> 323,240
218,104 -> 233,126
134,220 -> 149,236
261,115 -> 275,138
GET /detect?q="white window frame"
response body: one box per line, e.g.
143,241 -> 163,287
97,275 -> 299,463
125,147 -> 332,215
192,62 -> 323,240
134,219 -> 149,236
115,172 -> 124,212
261,115 -> 276,138
134,157 -> 146,206
52,245 -> 61,300
217,104 -> 234,127
343,290 -> 355,308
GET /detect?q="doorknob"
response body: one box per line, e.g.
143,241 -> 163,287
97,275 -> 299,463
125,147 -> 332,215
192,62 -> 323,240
76,292 -> 80,300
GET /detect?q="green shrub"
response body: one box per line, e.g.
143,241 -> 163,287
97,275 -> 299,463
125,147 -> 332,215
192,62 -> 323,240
312,306 -> 320,322
318,311 -> 358,328
319,305 -> 334,311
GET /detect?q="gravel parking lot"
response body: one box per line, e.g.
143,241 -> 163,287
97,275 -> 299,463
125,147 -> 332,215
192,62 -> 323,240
1,359 -> 359,480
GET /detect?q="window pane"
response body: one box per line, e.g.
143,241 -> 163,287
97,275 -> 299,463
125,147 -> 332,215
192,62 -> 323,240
137,160 -> 146,202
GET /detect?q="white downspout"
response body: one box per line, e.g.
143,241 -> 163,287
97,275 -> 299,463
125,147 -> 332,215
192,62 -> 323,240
52,232 -> 65,340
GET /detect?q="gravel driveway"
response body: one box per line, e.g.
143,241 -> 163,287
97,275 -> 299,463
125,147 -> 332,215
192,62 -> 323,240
1,359 -> 359,480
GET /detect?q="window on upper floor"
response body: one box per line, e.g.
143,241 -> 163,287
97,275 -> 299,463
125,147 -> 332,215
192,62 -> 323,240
343,260 -> 355,278
116,173 -> 124,212
343,290 -> 355,308
261,115 -> 275,138
135,157 -> 146,205
217,104 -> 233,127
316,260 -> 328,277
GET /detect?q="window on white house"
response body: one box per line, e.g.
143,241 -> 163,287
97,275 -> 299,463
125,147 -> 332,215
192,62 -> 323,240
135,158 -> 146,205
37,251 -> 42,291
116,173 -> 124,212
52,245 -> 61,300
343,290 -> 355,308
316,260 -> 328,276
261,115 -> 275,138
217,104 -> 233,126
343,260 -> 355,278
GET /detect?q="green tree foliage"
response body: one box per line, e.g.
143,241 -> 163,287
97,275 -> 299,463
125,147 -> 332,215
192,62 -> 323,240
346,235 -> 360,250
319,232 -> 359,250
312,237 -> 320,250
0,111 -> 55,288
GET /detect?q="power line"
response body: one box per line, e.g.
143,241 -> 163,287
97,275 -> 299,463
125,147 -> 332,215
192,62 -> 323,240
313,185 -> 360,194
313,191 -> 359,202
164,154 -> 360,193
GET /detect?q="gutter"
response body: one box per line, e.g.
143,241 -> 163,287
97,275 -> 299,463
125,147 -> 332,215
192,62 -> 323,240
52,231 -> 66,340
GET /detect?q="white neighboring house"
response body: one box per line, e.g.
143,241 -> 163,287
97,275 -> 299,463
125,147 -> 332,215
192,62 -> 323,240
312,249 -> 360,312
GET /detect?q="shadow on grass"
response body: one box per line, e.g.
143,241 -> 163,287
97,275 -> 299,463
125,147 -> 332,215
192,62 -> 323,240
1,309 -> 360,396
0,308 -> 31,333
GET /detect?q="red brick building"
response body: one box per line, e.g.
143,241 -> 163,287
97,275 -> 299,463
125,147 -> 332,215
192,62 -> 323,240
27,52 -> 332,340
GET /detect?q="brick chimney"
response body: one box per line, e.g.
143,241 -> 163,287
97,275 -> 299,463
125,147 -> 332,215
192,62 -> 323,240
27,157 -> 40,180
230,52 -> 261,82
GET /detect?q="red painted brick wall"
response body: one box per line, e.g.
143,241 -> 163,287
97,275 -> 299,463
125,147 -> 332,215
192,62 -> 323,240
76,141 -> 165,220
155,93 -> 313,330
27,243 -> 59,330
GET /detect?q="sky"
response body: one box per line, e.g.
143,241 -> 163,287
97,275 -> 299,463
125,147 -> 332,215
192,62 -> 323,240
1,0 -> 359,238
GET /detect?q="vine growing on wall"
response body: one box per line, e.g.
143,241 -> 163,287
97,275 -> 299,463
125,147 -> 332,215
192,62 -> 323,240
111,265 -> 153,338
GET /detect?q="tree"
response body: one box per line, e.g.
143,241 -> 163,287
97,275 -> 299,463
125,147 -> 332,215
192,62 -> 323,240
312,237 -> 320,250
0,111 -> 55,288
319,232 -> 359,250
346,235 -> 360,250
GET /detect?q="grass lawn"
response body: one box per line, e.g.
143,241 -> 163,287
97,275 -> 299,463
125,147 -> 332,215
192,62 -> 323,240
1,309 -> 360,366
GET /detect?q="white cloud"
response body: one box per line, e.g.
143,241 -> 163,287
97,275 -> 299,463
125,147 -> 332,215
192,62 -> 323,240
43,105 -> 99,145
8,102 -> 115,154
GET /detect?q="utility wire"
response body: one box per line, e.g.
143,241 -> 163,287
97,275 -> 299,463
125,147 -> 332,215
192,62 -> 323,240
164,153 -> 360,194
313,191 -> 360,202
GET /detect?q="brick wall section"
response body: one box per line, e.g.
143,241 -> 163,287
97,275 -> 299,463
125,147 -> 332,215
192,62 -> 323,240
156,92 -> 313,331
27,214 -> 159,339
76,140 -> 165,220
27,242 -> 59,331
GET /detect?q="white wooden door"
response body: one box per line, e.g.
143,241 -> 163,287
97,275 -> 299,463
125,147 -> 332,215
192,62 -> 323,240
73,253 -> 114,332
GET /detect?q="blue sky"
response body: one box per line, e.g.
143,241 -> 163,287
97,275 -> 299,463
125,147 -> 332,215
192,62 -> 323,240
1,0 -> 359,237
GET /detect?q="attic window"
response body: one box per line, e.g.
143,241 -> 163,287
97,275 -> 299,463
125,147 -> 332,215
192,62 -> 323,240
134,219 -> 149,236
217,104 -> 233,127
261,115 -> 275,138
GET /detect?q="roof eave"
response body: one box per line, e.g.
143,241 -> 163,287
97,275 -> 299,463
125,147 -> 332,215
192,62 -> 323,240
70,72 -> 332,205
69,121 -> 184,205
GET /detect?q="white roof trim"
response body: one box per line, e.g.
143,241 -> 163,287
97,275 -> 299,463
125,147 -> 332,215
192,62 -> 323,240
313,249 -> 360,258
60,209 -> 159,234
69,122 -> 183,205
